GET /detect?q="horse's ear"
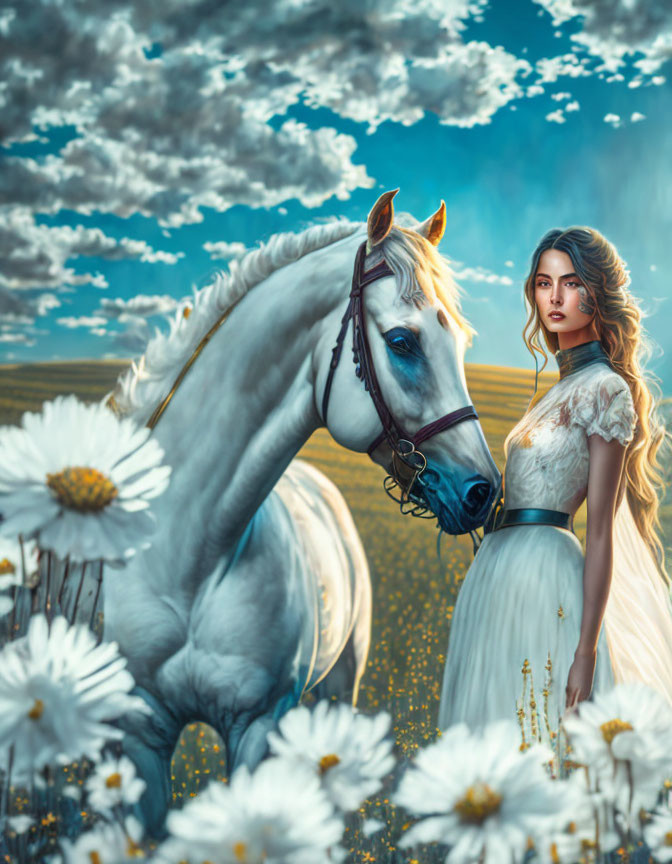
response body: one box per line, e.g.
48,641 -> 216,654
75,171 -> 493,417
415,200 -> 446,247
366,189 -> 398,252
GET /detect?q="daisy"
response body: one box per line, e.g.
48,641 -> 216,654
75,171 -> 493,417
0,614 -> 150,781
158,756 -> 344,864
0,395 -> 171,563
0,536 -> 34,617
85,754 -> 146,814
643,804 -> 672,863
266,700 -> 395,812
532,768 -> 621,863
394,720 -> 573,864
60,815 -> 144,863
562,682 -> 672,824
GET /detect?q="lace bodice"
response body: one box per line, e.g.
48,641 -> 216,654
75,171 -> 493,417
503,363 -> 636,514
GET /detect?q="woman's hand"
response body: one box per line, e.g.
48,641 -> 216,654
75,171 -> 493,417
565,650 -> 596,710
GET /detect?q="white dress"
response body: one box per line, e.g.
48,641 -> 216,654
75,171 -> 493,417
438,361 -> 638,739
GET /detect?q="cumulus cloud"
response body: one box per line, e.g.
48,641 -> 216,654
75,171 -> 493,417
631,111 -> 646,122
57,315 -> 108,328
203,241 -> 248,261
535,53 -> 592,83
96,295 -> 179,319
565,100 -> 580,112
0,0 -> 532,232
0,208 -> 181,291
532,0 -> 672,74
545,109 -> 566,123
551,91 -> 572,101
604,113 -> 622,127
452,264 -> 514,286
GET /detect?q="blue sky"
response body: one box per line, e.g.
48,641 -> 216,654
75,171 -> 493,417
1,0 -> 671,391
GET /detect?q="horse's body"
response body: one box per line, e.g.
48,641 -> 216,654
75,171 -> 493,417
105,200 -> 500,831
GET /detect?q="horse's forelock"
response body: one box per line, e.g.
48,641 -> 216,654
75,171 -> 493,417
380,227 -> 475,345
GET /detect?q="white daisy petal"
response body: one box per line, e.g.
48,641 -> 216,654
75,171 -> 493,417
267,700 -> 395,813
0,397 -> 171,564
0,614 -> 149,781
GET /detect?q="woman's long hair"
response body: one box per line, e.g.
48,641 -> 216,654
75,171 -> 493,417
522,227 -> 670,579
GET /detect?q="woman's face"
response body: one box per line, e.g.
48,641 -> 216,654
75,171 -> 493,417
534,249 -> 596,337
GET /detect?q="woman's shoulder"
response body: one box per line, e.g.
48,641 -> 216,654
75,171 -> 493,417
568,363 -> 636,445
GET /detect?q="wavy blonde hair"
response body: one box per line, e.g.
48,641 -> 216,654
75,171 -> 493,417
522,226 -> 670,580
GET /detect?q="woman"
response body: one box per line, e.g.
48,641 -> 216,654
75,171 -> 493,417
438,226 -> 672,740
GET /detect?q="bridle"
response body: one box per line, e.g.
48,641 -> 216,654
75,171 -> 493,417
322,240 -> 480,517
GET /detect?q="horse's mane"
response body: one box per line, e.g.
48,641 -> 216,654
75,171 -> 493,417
111,219 -> 361,420
110,217 -> 474,423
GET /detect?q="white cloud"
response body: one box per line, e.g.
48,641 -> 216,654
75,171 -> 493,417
545,109 -> 566,124
36,293 -> 62,315
57,315 -> 108,328
535,53 -> 592,83
551,91 -> 572,101
0,332 -> 35,345
630,112 -> 646,122
532,0 -> 672,74
565,100 -> 580,112
203,241 -> 248,261
603,113 -> 622,127
452,264 -> 514,286
0,208 -> 181,291
96,295 -> 179,319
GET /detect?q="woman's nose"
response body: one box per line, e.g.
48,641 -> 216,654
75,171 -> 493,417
550,284 -> 563,304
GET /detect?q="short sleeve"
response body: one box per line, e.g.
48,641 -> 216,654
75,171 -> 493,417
574,374 -> 636,446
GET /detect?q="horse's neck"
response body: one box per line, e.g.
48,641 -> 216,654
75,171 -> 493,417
148,236 -> 356,575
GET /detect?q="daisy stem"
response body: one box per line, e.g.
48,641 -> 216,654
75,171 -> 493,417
72,561 -> 88,625
0,745 -> 13,821
45,551 -> 52,623
9,536 -> 27,642
57,555 -> 70,614
89,560 -> 104,636
30,548 -> 41,615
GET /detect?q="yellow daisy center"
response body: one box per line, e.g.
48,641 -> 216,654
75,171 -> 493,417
454,781 -> 502,824
665,831 -> 672,846
89,853 -> 102,864
233,842 -> 248,862
600,718 -> 633,745
550,841 -> 560,864
105,772 -> 122,789
46,466 -> 118,512
28,698 -> 44,721
0,558 -> 16,575
318,753 -> 341,775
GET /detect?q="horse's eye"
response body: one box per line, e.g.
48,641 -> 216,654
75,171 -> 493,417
385,328 -> 417,355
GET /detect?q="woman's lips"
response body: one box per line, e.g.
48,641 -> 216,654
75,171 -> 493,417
549,311 -> 565,320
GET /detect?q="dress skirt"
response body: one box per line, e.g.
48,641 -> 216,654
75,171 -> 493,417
438,524 -> 614,740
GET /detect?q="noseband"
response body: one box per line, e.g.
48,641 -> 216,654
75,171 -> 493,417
322,240 -> 479,515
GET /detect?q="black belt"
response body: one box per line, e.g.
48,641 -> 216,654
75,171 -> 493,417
484,506 -> 573,535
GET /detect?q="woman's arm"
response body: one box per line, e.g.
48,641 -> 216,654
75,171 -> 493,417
565,434 -> 627,710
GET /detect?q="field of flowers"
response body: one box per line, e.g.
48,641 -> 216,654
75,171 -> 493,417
0,360 -> 670,864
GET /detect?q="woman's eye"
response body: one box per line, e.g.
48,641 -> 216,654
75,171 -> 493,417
565,281 -> 581,288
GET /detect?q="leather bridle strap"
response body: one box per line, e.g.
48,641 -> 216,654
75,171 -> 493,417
366,404 -> 479,456
321,243 -> 394,429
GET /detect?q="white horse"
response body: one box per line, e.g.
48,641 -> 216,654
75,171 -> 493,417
104,191 -> 500,831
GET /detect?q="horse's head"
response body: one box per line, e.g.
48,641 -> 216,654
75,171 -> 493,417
316,190 -> 500,535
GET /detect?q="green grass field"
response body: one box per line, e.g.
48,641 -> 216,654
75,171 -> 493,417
1,360 -> 670,860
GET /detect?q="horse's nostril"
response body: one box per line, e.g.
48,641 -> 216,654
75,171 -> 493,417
462,477 -> 491,517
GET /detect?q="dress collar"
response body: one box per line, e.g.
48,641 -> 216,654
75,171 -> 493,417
555,340 -> 612,379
